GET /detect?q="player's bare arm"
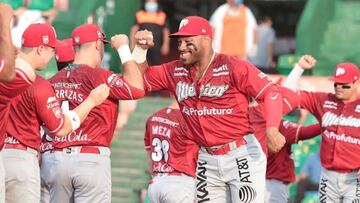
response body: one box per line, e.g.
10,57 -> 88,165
111,34 -> 144,90
132,30 -> 154,75
56,83 -> 110,136
0,3 -> 16,82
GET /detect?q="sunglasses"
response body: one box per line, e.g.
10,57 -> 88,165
334,83 -> 352,89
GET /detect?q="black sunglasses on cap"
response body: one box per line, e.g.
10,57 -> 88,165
334,83 -> 352,89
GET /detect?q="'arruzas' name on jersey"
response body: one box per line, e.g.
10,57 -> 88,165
53,82 -> 84,102
322,111 -> 360,127
176,81 -> 229,102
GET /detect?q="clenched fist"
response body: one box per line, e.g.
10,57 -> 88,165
266,127 -> 286,153
297,55 -> 316,70
111,34 -> 129,50
134,30 -> 154,49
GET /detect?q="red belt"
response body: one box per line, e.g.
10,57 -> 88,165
153,171 -> 183,177
4,143 -> 29,151
205,138 -> 246,155
53,146 -> 101,154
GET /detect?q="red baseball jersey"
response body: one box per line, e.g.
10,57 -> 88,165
300,91 -> 360,172
50,64 -> 145,148
144,54 -> 277,147
144,107 -> 198,177
266,120 -> 321,183
6,76 -> 64,150
0,58 -> 35,148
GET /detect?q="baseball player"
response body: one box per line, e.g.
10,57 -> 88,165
249,101 -> 321,202
0,3 -> 16,82
0,4 -> 36,203
54,38 -> 75,71
2,23 -> 110,203
284,56 -> 360,202
145,99 -> 198,203
41,24 -> 145,203
133,16 -> 286,202
39,37 -> 75,203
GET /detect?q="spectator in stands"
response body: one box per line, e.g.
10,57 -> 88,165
249,16 -> 275,73
11,0 -> 60,47
130,0 -> 170,66
210,0 -> 257,59
294,151 -> 322,203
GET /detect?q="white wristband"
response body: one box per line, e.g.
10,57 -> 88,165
117,44 -> 133,64
64,110 -> 81,131
132,45 -> 147,64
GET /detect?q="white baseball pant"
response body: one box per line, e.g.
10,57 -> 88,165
196,134 -> 266,203
265,179 -> 289,203
41,146 -> 111,203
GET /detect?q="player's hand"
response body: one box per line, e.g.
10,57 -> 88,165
0,3 -> 14,23
297,55 -> 316,70
111,34 -> 129,50
134,30 -> 154,49
88,83 -> 110,107
266,127 -> 286,153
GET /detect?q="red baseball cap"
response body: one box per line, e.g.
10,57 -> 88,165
21,23 -> 57,48
329,62 -> 359,83
169,16 -> 212,38
72,24 -> 109,46
55,38 -> 74,63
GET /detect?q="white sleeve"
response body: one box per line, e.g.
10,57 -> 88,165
283,64 -> 304,91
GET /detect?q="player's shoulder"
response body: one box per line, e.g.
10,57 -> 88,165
15,58 -> 36,84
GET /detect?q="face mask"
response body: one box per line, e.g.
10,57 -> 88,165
145,2 -> 158,12
233,0 -> 243,6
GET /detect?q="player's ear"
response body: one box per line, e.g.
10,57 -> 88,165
36,45 -> 45,55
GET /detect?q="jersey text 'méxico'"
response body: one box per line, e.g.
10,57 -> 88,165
144,54 -> 275,147
50,65 -> 144,148
144,107 -> 198,177
300,91 -> 360,171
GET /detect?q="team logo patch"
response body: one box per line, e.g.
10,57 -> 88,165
107,74 -> 124,87
43,35 -> 49,44
336,67 -> 345,76
196,161 -> 210,202
53,107 -> 63,119
239,185 -> 257,203
179,18 -> 189,29
74,36 -> 80,44
257,72 -> 267,79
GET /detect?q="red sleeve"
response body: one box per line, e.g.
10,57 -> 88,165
279,120 -> 302,144
91,68 -> 145,100
297,123 -> 321,141
232,60 -> 274,101
35,80 -> 64,134
144,63 -> 172,92
0,71 -> 32,99
264,87 -> 283,128
144,117 -> 151,151
299,90 -> 325,115
278,86 -> 300,114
